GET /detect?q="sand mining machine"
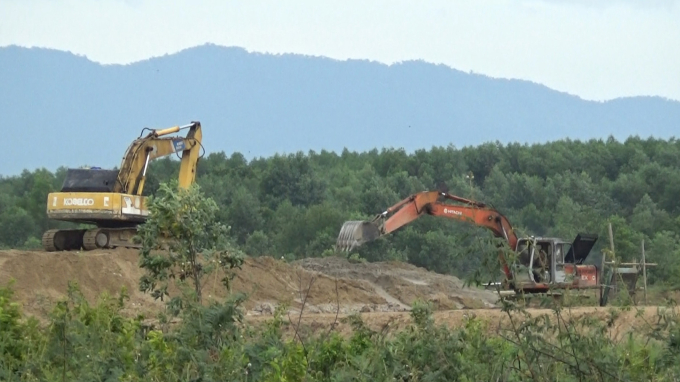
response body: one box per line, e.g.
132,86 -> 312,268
42,121 -> 203,252
336,190 -> 602,297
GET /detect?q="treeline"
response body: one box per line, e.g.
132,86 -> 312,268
1,135 -> 680,283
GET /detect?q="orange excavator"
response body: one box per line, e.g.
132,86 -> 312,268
336,190 -> 601,297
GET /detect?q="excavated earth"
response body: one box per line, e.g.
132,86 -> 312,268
1,248 -> 676,341
0,248 -> 497,320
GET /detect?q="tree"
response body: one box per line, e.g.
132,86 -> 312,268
137,180 -> 244,316
647,231 -> 680,285
630,194 -> 672,237
226,186 -> 265,245
0,206 -> 35,248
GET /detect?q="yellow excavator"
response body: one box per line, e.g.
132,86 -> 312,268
42,121 -> 203,252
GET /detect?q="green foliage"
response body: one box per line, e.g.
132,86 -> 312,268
410,299 -> 434,327
2,136 -> 680,285
647,231 -> 680,286
0,279 -> 33,374
245,230 -> 271,256
137,180 -> 245,315
0,206 -> 35,247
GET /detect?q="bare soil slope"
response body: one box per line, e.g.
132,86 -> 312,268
0,248 -> 164,320
3,248 -> 677,343
0,249 -> 498,321
294,257 -> 498,311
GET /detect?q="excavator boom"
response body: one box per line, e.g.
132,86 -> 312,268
336,190 -> 517,279
116,122 -> 202,195
336,191 -> 517,248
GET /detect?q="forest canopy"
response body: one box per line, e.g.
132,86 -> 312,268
1,135 -> 679,285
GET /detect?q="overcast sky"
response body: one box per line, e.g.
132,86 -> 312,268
2,0 -> 679,101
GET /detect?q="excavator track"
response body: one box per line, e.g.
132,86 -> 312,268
83,227 -> 142,251
83,229 -> 110,250
43,227 -> 142,252
42,229 -> 87,252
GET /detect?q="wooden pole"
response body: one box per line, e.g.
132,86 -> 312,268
600,247 -> 606,304
642,239 -> 647,305
600,222 -> 615,305
608,223 -> 615,257
608,222 -> 616,295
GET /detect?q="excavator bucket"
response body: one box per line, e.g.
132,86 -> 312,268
335,220 -> 382,252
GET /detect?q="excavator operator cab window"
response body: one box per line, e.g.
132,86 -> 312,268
532,241 -> 551,283
554,244 -> 565,264
60,168 -> 120,193
516,240 -> 532,266
559,243 -> 573,264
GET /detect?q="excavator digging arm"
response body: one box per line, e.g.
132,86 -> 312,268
335,191 -> 440,252
115,121 -> 203,196
336,190 -> 519,279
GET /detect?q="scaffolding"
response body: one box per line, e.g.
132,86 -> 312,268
600,223 -> 657,306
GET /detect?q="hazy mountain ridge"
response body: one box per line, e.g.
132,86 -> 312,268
2,43 -> 679,176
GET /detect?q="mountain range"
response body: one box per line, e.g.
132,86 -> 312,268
2,43 -> 679,176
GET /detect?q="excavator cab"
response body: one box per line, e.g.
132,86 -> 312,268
512,237 -> 552,286
511,234 -> 599,291
60,168 -> 120,193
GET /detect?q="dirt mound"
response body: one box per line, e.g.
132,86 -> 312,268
236,256 -> 498,316
0,249 -> 499,322
0,248 -> 164,320
294,257 -> 498,311
232,256 -> 390,315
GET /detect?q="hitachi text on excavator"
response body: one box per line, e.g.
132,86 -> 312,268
42,121 -> 203,252
336,190 -> 601,297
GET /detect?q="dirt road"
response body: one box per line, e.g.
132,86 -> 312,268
246,305 -> 678,342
